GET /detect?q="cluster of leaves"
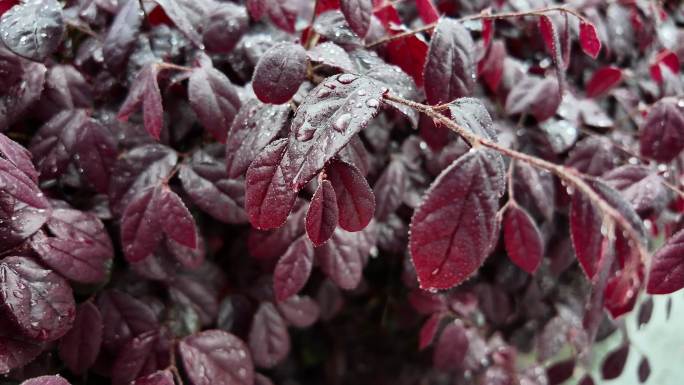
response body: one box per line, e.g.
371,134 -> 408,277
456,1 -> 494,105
0,0 -> 683,384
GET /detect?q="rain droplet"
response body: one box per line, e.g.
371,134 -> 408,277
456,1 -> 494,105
333,113 -> 351,132
365,99 -> 379,108
337,73 -> 357,84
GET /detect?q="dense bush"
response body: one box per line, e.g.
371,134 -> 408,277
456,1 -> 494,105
0,0 -> 683,384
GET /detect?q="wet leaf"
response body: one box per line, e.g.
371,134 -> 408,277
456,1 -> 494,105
58,302 -> 102,375
0,0 -> 64,61
503,204 -> 543,274
248,302 -> 290,368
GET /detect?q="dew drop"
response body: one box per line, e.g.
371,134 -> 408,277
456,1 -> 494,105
333,113 -> 352,132
337,73 -> 357,84
365,99 -> 379,108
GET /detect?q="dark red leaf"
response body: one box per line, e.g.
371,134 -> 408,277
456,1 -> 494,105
433,321 -> 468,371
649,50 -> 680,83
153,0 -> 203,48
538,16 -> 557,58
283,74 -> 385,190
117,63 -> 164,140
340,0 -> 372,38
578,375 -> 595,385
482,18 -> 493,48
0,132 -> 39,182
569,191 -> 603,279
503,204 -> 543,274
248,302 -> 291,368
307,42 -> 354,72
276,294 -> 320,328
603,165 -> 668,217
20,376 -> 70,385
409,149 -> 505,290
604,269 -> 642,318
111,330 -> 169,385
424,18 -> 476,105
566,137 -> 621,176
579,21 -> 601,59
188,60 -> 241,143
385,31 -> 428,87
315,223 -> 376,290
513,160 -> 555,221
636,298 -> 653,328
133,370 -> 174,385
97,289 -> 158,352
638,356 -> 650,383
248,203 -> 307,260
418,312 -> 442,350
505,75 -> 560,122
252,42 -> 307,104
225,99 -> 290,179
0,317 -> 44,374
640,98 -> 684,163
179,152 -> 247,224
416,0 -> 439,24
58,301 -> 102,375
0,0 -> 64,61
647,228 -> 684,294
0,60 -> 46,131
547,359 -> 575,385
586,66 -> 622,98
274,235 -> 314,301
179,330 -> 253,385
325,159 -> 374,232
246,0 -> 297,32
373,158 -> 406,221
103,0 -> 143,72
601,344 -> 629,380
306,179 -> 339,246
313,10 -> 362,46
245,138 -> 298,230
0,256 -> 75,341
477,39 -> 505,92
203,2 -> 248,54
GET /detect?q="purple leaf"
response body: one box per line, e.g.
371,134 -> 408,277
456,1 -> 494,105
0,316 -> 44,374
0,61 -> 46,130
513,161 -> 555,221
203,2 -> 248,54
274,235 -> 314,301
0,132 -> 39,182
58,301 -> 103,375
156,186 -> 197,249
97,289 -> 158,352
133,370 -> 175,385
153,0 -> 203,48
117,63 -> 164,140
640,98 -> 684,163
505,75 -> 561,122
20,376 -> 71,385
283,74 -> 385,190
248,302 -> 291,368
248,202 -> 306,260
325,159 -> 374,232
306,179 -> 338,245
169,274 -> 219,327
373,158 -> 406,221
245,138 -> 298,230
637,298 -> 653,328
419,313 -> 442,350
109,144 -> 178,216
252,42 -> 307,104
647,228 -> 684,294
602,344 -> 629,380
315,223 -> 376,290
603,165 -> 669,217
0,256 -> 75,341
307,42 -> 354,72
41,65 -> 92,115
179,153 -> 248,224
188,60 -> 241,143
276,295 -> 320,328
569,191 -> 603,280
103,0 -> 143,72
566,137 -> 622,176
409,149 -> 505,290
433,321 -> 468,371
111,330 -> 169,385
638,356 -> 650,383
340,0 -> 372,38
0,0 -> 64,61
246,0 -> 297,33
503,204 -> 543,274
423,18 -> 476,105
179,330 -> 254,385
225,99 -> 290,179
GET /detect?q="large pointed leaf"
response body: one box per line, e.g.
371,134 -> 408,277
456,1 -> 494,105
409,149 -> 505,290
0,256 -> 75,341
569,191 -> 603,280
248,302 -> 290,368
423,18 -> 475,105
179,330 -> 254,385
284,74 -> 385,190
117,63 -> 164,140
340,0 -> 372,38
58,301 -> 102,375
188,61 -> 241,143
225,99 -> 289,178
0,0 -> 64,61
245,138 -> 297,230
274,235 -> 315,301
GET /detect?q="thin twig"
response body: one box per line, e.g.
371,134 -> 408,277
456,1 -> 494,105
365,6 -> 588,48
383,93 -> 648,265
